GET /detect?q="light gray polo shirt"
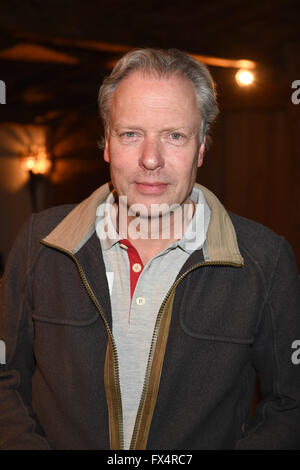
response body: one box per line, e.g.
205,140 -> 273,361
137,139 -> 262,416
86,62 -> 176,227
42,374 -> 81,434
95,187 -> 210,449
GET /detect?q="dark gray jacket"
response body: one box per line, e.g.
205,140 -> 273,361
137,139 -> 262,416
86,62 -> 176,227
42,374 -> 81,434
1,183 -> 300,450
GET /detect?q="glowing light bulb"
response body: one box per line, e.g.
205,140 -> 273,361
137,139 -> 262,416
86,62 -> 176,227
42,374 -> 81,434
23,148 -> 51,175
24,156 -> 36,171
235,69 -> 254,86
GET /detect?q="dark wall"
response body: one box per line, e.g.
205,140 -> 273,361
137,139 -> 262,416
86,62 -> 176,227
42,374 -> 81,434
198,46 -> 300,267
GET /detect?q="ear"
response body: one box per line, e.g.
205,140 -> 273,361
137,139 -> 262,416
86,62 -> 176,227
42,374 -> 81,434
103,132 -> 110,163
197,137 -> 206,168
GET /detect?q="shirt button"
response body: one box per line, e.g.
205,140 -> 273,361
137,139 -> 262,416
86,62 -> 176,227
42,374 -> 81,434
136,296 -> 146,306
132,263 -> 142,273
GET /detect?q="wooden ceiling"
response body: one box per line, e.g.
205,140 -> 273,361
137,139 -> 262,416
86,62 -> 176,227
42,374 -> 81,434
0,0 -> 299,123
1,0 -> 299,62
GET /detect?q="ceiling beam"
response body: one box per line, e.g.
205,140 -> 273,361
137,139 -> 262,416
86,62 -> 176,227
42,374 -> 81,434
11,32 -> 256,69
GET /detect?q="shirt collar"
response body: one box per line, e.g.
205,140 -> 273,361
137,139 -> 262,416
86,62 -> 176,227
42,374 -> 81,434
176,187 -> 211,254
95,191 -> 121,251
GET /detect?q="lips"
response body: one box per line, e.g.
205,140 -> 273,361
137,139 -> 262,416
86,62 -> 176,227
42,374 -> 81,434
135,182 -> 169,195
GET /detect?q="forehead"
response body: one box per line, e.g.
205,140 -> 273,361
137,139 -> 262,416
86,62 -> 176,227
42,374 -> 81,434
109,70 -> 200,125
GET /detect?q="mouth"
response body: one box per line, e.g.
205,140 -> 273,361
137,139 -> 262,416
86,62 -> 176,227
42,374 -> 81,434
135,182 -> 169,195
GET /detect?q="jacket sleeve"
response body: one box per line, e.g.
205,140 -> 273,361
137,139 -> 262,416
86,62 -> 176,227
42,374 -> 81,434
0,215 -> 51,449
236,238 -> 300,450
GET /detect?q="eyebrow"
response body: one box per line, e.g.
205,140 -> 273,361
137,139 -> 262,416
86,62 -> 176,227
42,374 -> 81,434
159,127 -> 195,134
113,125 -> 195,133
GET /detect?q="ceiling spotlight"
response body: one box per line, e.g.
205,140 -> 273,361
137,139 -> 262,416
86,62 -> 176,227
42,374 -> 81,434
235,69 -> 254,86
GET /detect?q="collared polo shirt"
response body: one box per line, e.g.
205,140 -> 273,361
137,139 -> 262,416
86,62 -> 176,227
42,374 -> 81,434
95,187 -> 211,449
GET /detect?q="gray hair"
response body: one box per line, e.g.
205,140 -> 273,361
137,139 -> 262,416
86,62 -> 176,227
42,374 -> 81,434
98,48 -> 219,149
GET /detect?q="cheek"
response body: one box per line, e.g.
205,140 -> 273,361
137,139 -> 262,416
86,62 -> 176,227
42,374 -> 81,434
170,150 -> 198,177
108,151 -> 137,192
109,143 -> 138,171
110,159 -> 136,181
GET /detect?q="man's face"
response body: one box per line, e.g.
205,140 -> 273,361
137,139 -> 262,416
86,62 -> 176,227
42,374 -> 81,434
104,70 -> 205,216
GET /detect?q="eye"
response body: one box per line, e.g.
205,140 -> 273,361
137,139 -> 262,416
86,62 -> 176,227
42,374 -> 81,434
170,132 -> 182,140
120,131 -> 136,139
166,132 -> 186,145
118,131 -> 141,144
124,131 -> 136,138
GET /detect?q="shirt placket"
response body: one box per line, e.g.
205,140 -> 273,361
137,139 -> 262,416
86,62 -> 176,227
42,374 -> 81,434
120,239 -> 144,301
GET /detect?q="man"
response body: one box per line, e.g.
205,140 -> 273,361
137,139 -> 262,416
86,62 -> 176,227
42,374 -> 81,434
0,48 -> 300,450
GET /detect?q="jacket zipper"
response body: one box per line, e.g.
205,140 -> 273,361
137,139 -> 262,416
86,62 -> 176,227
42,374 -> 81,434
129,259 -> 243,450
40,241 -> 124,449
41,240 -> 242,450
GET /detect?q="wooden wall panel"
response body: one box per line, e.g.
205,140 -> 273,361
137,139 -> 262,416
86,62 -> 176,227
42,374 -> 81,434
223,110 -> 291,231
199,108 -> 298,265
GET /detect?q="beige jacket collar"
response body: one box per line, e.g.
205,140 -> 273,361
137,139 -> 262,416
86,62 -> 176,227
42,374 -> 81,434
41,182 -> 244,266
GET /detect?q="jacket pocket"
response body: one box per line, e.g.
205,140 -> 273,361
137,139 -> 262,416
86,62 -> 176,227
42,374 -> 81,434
180,313 -> 254,345
175,263 -> 262,345
32,312 -> 99,327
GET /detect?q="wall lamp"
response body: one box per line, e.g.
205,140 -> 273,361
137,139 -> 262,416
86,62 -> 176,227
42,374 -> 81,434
23,145 -> 52,175
22,145 -> 52,211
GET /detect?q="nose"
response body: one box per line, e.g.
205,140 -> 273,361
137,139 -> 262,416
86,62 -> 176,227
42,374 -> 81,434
139,136 -> 164,171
